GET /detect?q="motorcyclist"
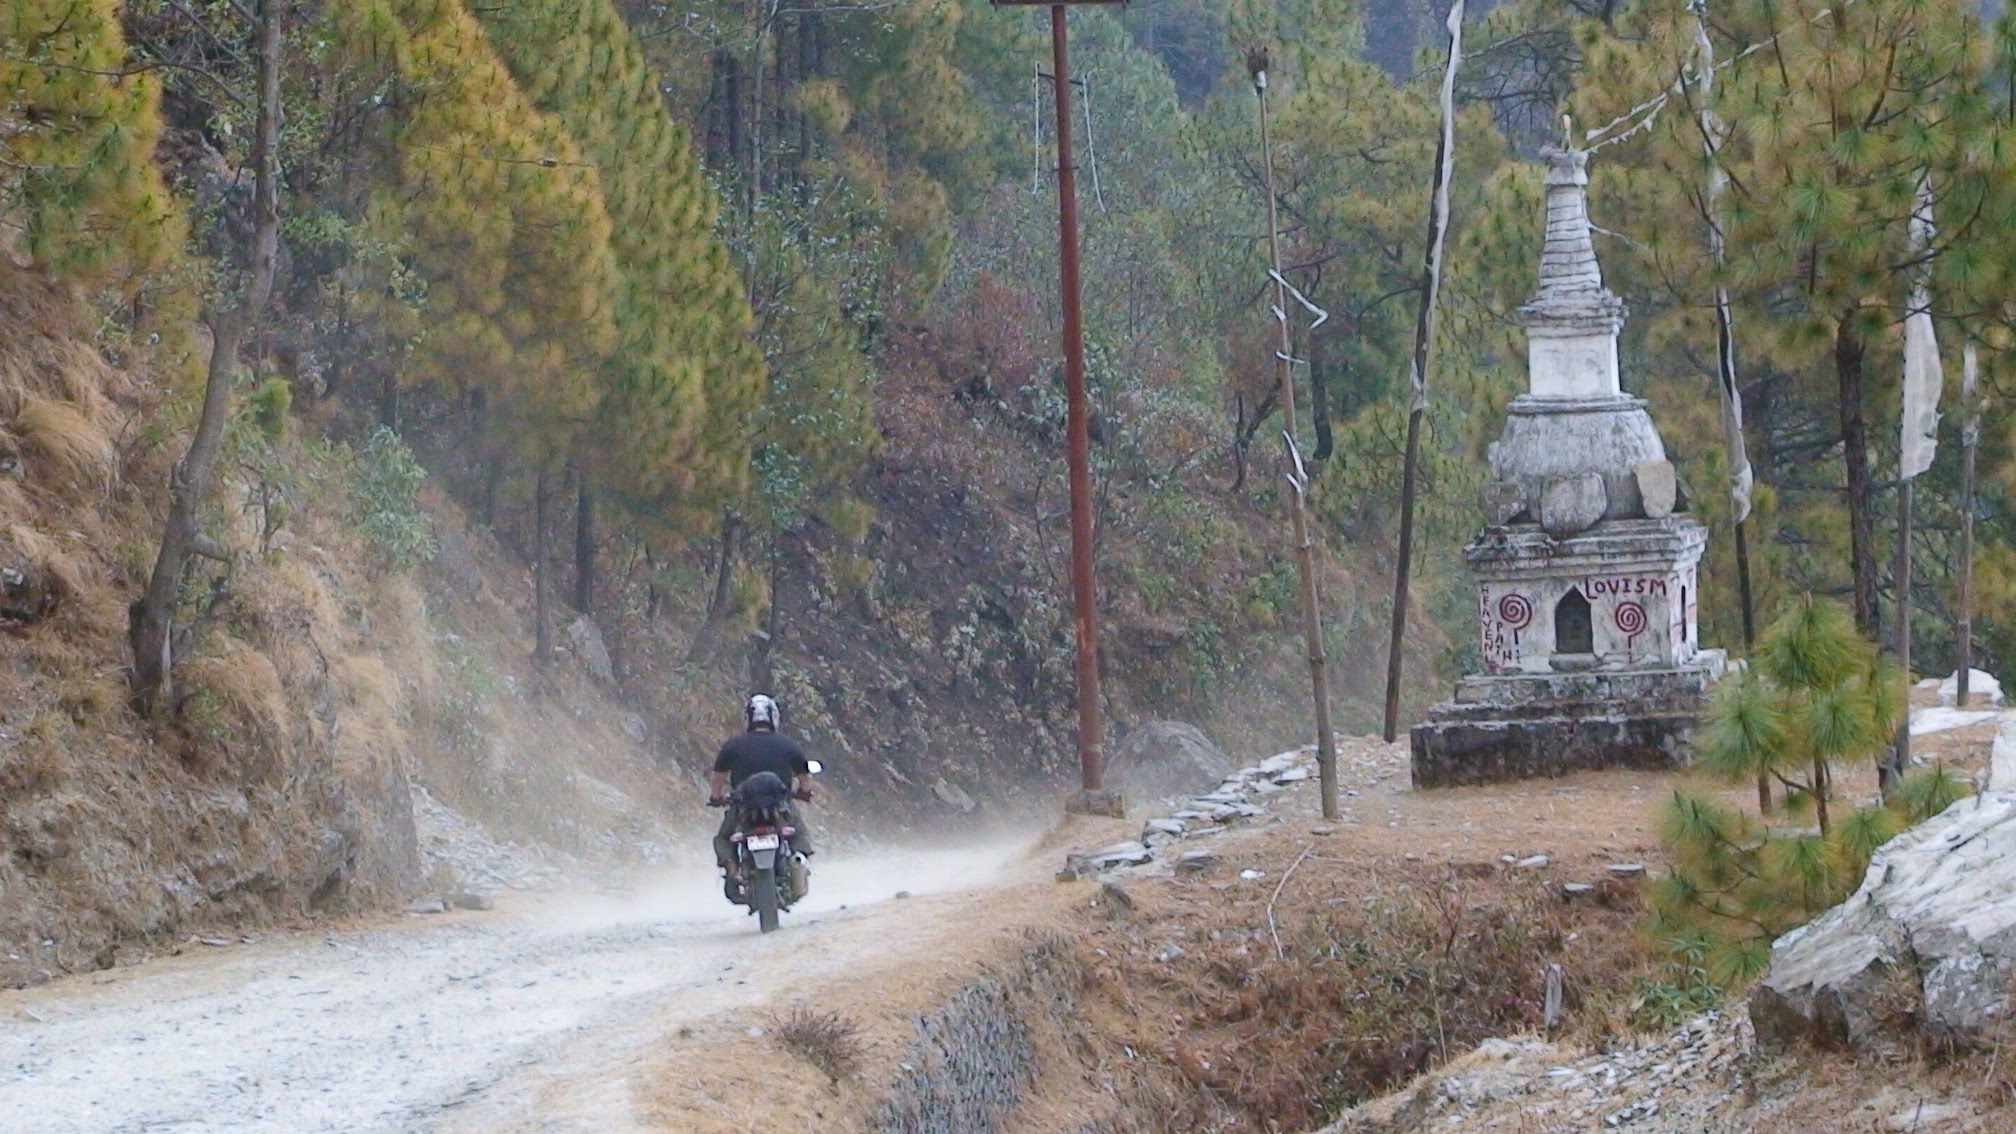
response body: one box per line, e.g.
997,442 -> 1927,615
708,694 -> 816,900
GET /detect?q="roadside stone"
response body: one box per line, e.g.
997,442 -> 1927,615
1061,841 -> 1153,880
449,891 -> 495,911
405,898 -> 448,915
1176,850 -> 1218,874
563,616 -> 614,684
931,778 -> 979,813
1516,854 -> 1552,870
618,713 -> 648,746
1258,750 -> 1307,776
1607,863 -> 1647,877
1884,1102 -> 1970,1131
1107,721 -> 1238,801
1143,818 -> 1187,839
1563,882 -> 1595,899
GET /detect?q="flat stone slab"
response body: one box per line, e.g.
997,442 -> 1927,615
1061,841 -> 1153,880
1258,751 -> 1306,776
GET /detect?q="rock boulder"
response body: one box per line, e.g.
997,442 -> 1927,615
1107,721 -> 1236,802
1751,792 -> 2016,1051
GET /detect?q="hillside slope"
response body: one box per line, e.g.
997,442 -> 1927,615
0,264 -> 700,987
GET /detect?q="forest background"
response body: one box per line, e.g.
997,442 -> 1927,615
2,0 -> 2013,954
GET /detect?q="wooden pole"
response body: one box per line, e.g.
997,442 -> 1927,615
1957,342 -> 1979,707
1254,53 -> 1339,820
1382,2 -> 1463,744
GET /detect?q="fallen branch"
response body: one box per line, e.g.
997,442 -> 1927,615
1268,845 -> 1317,961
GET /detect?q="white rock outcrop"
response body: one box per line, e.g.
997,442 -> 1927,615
1752,791 -> 2016,1050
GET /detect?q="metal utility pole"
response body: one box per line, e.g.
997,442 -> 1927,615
1251,48 -> 1339,820
995,1 -> 1125,816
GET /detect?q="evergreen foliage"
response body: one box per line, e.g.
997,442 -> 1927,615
0,1 -> 182,284
468,0 -> 764,534
1655,598 -> 1966,986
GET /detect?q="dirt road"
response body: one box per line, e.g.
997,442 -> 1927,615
0,835 -> 1044,1134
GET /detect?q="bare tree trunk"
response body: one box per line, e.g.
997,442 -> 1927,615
1883,479 -> 1912,793
481,451 -> 504,529
645,545 -> 663,621
1308,316 -> 1334,462
750,532 -> 781,691
533,468 -> 554,667
1837,318 -> 1877,635
130,0 -> 286,713
574,476 -> 595,614
1813,757 -> 1831,836
687,513 -> 741,661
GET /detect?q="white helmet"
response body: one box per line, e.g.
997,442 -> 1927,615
744,694 -> 780,732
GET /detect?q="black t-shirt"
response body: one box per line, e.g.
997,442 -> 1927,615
712,731 -> 811,790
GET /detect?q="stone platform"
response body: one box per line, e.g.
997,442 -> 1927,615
1411,659 -> 1723,788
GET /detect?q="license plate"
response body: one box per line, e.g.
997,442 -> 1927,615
745,834 -> 780,851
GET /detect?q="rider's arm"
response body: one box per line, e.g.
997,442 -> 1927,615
709,769 -> 730,798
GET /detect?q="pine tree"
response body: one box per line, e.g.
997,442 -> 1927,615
470,0 -> 764,556
1,1 -> 182,283
1653,597 -> 1960,985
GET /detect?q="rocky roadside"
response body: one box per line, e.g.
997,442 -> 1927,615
1313,1011 -> 1752,1133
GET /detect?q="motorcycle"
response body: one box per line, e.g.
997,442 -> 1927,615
717,760 -> 821,933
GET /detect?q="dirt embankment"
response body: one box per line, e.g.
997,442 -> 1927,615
0,263 -> 707,988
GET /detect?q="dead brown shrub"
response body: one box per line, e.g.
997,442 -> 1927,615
769,1005 -> 868,1084
1128,868 -> 1657,1132
13,394 -> 114,491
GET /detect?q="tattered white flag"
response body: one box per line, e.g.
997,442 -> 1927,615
1691,2 -> 1754,522
1407,0 -> 1464,413
1962,340 -> 1981,451
1901,172 -> 1943,481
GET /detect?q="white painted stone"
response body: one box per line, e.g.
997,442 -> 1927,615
1527,333 -> 1621,399
1539,473 -> 1608,538
1909,707 -> 2001,736
1636,460 -> 1678,519
1939,669 -> 2004,708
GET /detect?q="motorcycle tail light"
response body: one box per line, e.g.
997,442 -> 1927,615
729,832 -> 745,843
781,826 -> 796,837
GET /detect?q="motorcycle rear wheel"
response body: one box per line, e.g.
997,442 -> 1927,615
752,867 -> 781,933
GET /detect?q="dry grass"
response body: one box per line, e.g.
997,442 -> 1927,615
769,1005 -> 870,1084
13,393 -> 114,492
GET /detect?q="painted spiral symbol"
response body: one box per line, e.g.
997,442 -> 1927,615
1614,601 -> 1648,635
1497,593 -> 1533,630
